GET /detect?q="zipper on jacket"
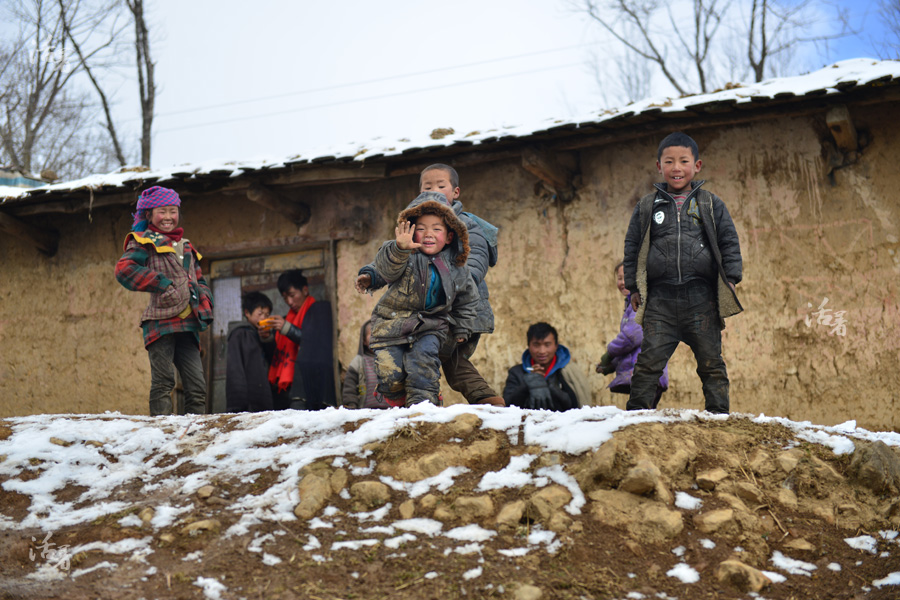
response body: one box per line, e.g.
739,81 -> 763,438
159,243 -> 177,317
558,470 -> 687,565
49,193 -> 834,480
676,207 -> 682,283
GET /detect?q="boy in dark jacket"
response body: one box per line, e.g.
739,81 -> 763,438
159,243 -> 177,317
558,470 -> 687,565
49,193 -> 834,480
359,193 -> 479,407
267,269 -> 336,411
503,322 -> 591,411
623,132 -> 743,414
226,292 -> 276,412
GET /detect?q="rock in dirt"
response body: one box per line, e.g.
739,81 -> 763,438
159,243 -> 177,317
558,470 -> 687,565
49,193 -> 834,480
181,519 -> 221,535
716,559 -> 771,592
849,441 -> 900,494
696,468 -> 729,491
196,485 -> 215,499
350,481 -> 391,510
139,507 -> 154,525
785,538 -> 815,551
527,486 -> 571,522
435,495 -> 494,522
514,583 -> 543,600
399,499 -> 415,519
619,460 -> 660,496
694,509 -> 735,534
496,500 -> 526,530
294,470 -> 333,519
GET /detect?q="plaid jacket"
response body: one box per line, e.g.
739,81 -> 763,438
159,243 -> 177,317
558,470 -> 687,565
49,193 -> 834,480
115,230 -> 214,347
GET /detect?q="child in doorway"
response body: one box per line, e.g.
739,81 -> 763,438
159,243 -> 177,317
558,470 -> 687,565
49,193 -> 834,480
356,164 -> 504,406
226,291 -> 276,412
623,132 -> 743,413
361,193 -> 479,407
340,320 -> 390,409
115,186 -> 214,416
597,261 -> 668,407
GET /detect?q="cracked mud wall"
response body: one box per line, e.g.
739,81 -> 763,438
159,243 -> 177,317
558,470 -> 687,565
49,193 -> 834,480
339,109 -> 900,431
2,104 -> 898,430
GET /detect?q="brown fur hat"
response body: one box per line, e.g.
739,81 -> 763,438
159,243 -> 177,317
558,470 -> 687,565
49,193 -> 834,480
397,192 -> 470,266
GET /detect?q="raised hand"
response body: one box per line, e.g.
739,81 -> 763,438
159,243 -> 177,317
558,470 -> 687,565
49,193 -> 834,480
355,274 -> 371,294
395,220 -> 422,251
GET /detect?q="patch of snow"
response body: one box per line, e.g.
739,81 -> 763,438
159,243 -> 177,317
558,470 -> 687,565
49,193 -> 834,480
308,517 -> 333,529
873,572 -> 900,587
476,454 -> 537,491
699,539 -> 716,549
71,561 -> 117,578
770,551 -> 817,576
827,562 -> 842,571
463,566 -> 482,580
675,492 -> 703,510
385,533 -> 416,549
194,576 -> 227,600
445,524 -> 496,542
332,539 -> 380,551
262,553 -> 282,565
302,535 -> 321,551
453,543 -> 484,555
845,535 -> 878,554
394,518 -> 443,536
671,546 -> 686,557
498,548 -> 530,557
118,514 -> 143,528
666,562 -> 700,583
183,551 -> 203,561
425,571 -> 439,579
762,570 -> 787,583
381,467 -> 470,497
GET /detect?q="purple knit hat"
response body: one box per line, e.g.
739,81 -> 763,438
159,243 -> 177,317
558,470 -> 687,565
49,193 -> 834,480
133,186 -> 181,226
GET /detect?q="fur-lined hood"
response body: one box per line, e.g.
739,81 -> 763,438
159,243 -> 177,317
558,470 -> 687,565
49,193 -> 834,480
397,192 -> 470,266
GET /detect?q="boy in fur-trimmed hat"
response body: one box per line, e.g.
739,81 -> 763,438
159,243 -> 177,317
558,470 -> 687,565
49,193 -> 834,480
115,186 -> 214,416
361,192 -> 479,407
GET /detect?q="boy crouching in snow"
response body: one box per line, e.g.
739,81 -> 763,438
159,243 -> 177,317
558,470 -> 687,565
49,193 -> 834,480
361,192 -> 479,407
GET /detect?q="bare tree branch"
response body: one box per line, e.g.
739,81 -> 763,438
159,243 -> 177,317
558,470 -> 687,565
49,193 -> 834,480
125,0 -> 155,167
56,0 -> 128,166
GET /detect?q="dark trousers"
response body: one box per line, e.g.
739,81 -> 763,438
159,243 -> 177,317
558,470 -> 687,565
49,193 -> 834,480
627,280 -> 729,414
147,332 -> 207,416
374,334 -> 442,406
440,334 -> 498,403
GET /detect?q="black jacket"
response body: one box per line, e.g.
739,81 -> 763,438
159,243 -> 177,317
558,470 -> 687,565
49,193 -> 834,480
279,301 -> 337,410
624,181 -> 742,289
623,181 -> 743,328
226,322 -> 275,412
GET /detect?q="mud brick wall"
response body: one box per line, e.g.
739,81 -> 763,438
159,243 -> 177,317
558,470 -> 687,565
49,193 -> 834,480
2,106 -> 898,430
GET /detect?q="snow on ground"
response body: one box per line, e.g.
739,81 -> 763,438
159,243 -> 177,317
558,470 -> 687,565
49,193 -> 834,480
2,404 -> 900,591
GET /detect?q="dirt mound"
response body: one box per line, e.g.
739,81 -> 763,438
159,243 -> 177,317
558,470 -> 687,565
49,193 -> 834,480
1,408 -> 899,599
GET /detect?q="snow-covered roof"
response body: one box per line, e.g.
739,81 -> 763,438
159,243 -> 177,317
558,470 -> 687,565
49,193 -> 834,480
3,58 -> 898,208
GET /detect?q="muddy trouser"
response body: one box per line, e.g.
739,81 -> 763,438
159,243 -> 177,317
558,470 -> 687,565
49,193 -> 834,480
627,280 -> 729,414
147,332 -> 207,416
440,334 -> 498,403
374,334 -> 442,406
